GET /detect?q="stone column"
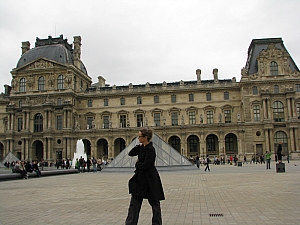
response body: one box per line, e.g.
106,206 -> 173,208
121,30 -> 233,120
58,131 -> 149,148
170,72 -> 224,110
25,139 -> 30,160
265,129 -> 270,153
47,138 -> 52,160
22,112 -> 26,130
26,112 -> 30,131
263,99 -> 267,119
266,99 -> 271,119
289,128 -> 295,152
295,128 -> 299,151
269,129 -> 274,153
43,138 -> 47,160
287,98 -> 291,119
8,113 -> 11,130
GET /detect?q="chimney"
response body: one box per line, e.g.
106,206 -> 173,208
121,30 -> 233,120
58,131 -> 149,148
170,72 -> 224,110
21,41 -> 30,55
196,69 -> 201,83
213,68 -> 219,83
98,76 -> 106,87
73,36 -> 82,69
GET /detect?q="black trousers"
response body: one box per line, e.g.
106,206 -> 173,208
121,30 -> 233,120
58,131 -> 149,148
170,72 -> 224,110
125,195 -> 162,225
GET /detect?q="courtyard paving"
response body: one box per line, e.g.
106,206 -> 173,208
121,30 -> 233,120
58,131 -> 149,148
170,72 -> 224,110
0,160 -> 300,225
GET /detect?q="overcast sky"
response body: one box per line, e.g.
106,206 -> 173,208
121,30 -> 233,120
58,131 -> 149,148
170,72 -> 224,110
0,0 -> 299,92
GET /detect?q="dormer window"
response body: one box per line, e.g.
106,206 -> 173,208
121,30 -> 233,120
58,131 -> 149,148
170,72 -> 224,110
270,61 -> 278,76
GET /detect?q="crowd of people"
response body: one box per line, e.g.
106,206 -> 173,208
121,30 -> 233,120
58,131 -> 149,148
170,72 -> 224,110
74,156 -> 109,173
3,160 -> 41,179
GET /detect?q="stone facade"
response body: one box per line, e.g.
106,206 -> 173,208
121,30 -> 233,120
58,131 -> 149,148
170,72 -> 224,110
0,35 -> 299,164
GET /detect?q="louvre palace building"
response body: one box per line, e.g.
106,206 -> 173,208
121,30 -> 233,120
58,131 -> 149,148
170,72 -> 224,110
0,34 -> 299,163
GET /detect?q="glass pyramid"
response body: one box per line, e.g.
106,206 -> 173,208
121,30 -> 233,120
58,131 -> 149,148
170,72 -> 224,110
106,134 -> 194,171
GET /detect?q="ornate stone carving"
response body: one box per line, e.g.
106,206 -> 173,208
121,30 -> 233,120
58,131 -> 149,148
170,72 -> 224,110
28,59 -> 54,69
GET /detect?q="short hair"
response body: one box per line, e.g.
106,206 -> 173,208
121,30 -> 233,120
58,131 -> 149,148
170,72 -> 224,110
140,128 -> 153,141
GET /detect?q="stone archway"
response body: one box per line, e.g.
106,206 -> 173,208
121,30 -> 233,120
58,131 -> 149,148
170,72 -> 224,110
187,135 -> 199,156
97,138 -> 108,159
82,139 -> 91,158
274,131 -> 288,155
114,138 -> 126,157
0,142 -> 4,160
206,134 -> 219,156
224,133 -> 238,155
32,140 -> 44,161
168,136 -> 181,152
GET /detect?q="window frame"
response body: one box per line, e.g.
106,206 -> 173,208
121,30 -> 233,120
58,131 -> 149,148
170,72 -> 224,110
19,78 -> 26,92
38,76 -> 45,91
57,75 -> 64,89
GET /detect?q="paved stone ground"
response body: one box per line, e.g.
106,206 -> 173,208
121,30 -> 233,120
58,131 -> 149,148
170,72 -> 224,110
0,160 -> 300,225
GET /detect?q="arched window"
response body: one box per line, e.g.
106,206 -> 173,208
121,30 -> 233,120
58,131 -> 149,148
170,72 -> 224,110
34,113 -> 43,132
19,78 -> 26,92
273,101 -> 284,122
252,86 -> 258,95
57,75 -> 64,89
38,76 -> 45,91
274,85 -> 279,93
270,61 -> 278,76
188,135 -> 199,153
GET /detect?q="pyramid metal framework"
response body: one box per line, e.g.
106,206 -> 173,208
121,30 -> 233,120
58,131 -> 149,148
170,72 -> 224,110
1,151 -> 20,164
106,134 -> 195,171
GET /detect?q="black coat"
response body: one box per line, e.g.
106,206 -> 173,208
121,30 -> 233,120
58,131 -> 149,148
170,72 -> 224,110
128,142 -> 165,201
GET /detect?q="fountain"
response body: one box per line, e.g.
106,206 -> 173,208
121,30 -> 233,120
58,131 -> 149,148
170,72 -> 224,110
72,139 -> 87,168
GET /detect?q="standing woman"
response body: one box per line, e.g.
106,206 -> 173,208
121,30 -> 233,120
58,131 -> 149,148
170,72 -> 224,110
125,128 -> 165,225
277,142 -> 283,163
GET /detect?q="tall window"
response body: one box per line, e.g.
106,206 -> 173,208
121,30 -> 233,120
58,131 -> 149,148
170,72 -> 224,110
206,92 -> 211,101
171,94 -> 176,103
19,100 -> 22,108
274,85 -> 279,93
189,93 -> 194,102
189,111 -> 196,124
207,111 -> 213,124
80,80 -> 83,90
104,98 -> 108,106
17,118 -> 23,132
57,75 -> 64,89
252,86 -> 258,95
87,117 -> 93,129
170,136 -> 180,152
154,95 -> 159,104
120,97 -> 125,105
88,100 -> 92,107
34,113 -> 43,132
273,101 -> 284,122
57,98 -> 62,105
270,61 -> 278,75
56,115 -> 62,130
296,84 -> 300,92
154,113 -> 160,126
253,105 -> 260,121
137,96 -> 142,104
296,103 -> 300,119
103,116 -> 109,128
38,76 -> 45,91
137,114 -> 143,127
171,112 -> 178,126
188,135 -> 198,152
224,91 -> 229,100
207,134 -> 216,151
19,78 -> 26,92
225,133 -> 235,152
224,110 -> 231,123
120,115 -> 126,128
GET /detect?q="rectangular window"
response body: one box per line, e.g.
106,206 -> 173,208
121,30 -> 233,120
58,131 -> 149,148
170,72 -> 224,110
296,103 -> 300,119
137,114 -> 143,127
296,84 -> 300,92
189,111 -> 196,124
88,100 -> 92,107
206,93 -> 211,101
19,100 -> 22,108
224,110 -> 231,123
253,105 -> 260,121
189,94 -> 194,102
207,111 -> 213,124
104,98 -> 108,106
120,98 -> 125,105
87,117 -> 93,129
103,116 -> 109,128
17,118 -> 23,132
57,98 -> 62,105
171,94 -> 176,103
171,112 -> 178,126
120,115 -> 126,128
56,115 -> 62,130
224,92 -> 229,100
137,96 -> 142,104
154,95 -> 159,104
154,113 -> 160,126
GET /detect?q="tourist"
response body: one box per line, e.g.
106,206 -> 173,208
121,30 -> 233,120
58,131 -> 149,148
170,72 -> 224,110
79,156 -> 84,173
229,155 -> 233,165
234,155 -> 238,166
125,128 -> 165,225
86,158 -> 91,172
265,151 -> 272,169
243,155 -> 247,164
195,154 -> 200,169
75,158 -> 80,173
32,161 -> 41,177
204,155 -> 210,172
92,157 -> 97,172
